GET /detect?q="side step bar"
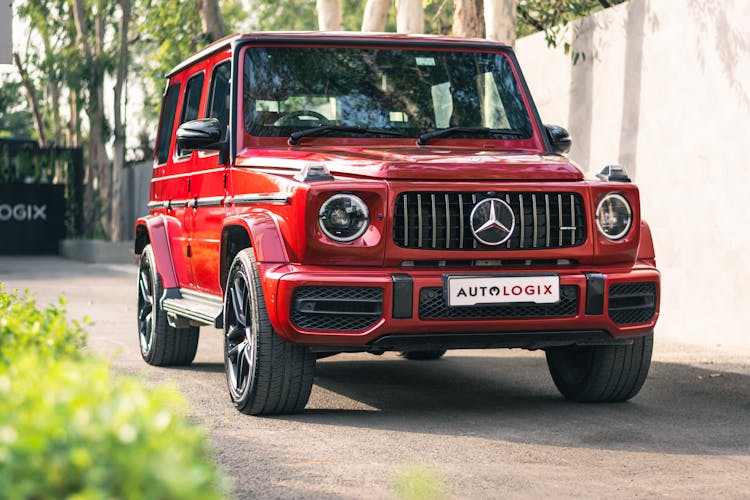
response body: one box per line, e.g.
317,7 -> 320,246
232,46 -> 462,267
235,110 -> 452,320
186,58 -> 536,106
162,288 -> 223,328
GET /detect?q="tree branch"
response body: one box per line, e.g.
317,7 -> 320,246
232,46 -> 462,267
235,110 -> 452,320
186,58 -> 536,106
13,53 -> 47,147
518,8 -> 545,32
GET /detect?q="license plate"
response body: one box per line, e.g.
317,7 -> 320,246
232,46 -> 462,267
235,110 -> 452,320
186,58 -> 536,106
445,275 -> 560,306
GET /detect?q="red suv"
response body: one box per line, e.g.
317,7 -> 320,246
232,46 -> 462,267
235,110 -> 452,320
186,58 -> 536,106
135,33 -> 660,415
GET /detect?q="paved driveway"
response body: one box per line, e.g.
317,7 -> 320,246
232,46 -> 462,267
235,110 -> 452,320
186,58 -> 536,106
1,256 -> 748,498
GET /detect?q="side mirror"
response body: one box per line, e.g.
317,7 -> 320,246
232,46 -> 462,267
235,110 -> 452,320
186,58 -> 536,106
176,118 -> 224,151
545,124 -> 572,154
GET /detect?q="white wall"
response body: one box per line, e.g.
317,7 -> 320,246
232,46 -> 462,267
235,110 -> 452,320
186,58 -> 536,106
516,0 -> 750,349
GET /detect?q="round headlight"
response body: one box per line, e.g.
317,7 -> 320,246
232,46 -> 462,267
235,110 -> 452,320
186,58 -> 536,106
318,194 -> 369,242
596,193 -> 632,240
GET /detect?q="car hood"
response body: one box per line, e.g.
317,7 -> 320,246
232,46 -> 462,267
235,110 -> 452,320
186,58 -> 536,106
235,146 -> 584,181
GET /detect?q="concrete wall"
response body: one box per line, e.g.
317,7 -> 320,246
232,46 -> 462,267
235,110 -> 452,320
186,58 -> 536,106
121,160 -> 152,241
516,0 -> 750,349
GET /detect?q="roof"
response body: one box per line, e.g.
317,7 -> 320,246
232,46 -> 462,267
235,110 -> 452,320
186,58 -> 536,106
166,31 -> 511,78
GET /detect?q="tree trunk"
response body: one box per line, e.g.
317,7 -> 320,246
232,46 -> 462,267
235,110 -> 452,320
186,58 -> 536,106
198,0 -> 225,42
396,0 -> 423,34
316,0 -> 343,31
13,53 -> 47,147
484,0 -> 516,45
362,0 -> 389,32
68,89 -> 82,148
112,0 -> 131,242
72,0 -> 112,238
453,0 -> 485,38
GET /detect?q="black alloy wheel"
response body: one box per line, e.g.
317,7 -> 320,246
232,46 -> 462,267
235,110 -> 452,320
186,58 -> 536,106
136,244 -> 199,366
223,249 -> 316,415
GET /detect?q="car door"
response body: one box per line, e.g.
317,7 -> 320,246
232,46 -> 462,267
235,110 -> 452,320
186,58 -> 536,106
187,58 -> 231,294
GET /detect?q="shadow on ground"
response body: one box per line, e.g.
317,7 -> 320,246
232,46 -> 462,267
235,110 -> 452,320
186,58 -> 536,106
261,354 -> 750,457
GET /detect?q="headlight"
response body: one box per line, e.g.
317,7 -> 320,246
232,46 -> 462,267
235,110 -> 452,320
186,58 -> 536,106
596,193 -> 632,240
318,194 -> 369,242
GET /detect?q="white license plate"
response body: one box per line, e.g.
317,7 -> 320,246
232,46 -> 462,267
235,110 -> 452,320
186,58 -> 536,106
445,275 -> 560,306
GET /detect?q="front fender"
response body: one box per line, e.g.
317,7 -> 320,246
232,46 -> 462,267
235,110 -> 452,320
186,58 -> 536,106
223,210 -> 290,264
221,211 -> 292,332
637,220 -> 656,264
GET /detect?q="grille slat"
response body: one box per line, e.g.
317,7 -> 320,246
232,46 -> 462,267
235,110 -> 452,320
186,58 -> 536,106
419,285 -> 579,319
394,192 -> 586,251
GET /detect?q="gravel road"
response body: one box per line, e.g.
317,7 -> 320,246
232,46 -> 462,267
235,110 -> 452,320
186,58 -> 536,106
2,256 -> 749,499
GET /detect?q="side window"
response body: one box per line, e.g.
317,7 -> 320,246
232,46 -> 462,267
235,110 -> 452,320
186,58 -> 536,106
155,83 -> 180,165
181,72 -> 205,123
177,72 -> 205,156
207,61 -> 231,138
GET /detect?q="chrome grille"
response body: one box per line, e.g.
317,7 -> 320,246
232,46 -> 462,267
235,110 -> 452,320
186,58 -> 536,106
393,192 -> 587,250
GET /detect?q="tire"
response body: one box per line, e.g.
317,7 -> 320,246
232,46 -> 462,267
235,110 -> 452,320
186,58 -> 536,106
137,244 -> 199,366
545,333 -> 653,402
400,349 -> 447,361
223,248 -> 316,415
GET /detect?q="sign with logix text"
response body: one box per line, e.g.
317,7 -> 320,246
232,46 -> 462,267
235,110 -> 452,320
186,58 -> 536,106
0,184 -> 66,254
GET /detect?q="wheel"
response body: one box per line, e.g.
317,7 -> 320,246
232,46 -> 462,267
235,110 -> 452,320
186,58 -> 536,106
273,109 -> 330,126
136,244 -> 199,366
223,248 -> 316,415
400,349 -> 447,361
545,333 -> 653,402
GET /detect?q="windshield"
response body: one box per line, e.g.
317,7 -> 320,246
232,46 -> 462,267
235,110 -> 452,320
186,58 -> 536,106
242,46 -> 533,140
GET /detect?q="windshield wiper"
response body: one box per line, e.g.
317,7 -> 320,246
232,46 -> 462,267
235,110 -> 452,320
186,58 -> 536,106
288,125 -> 407,145
416,127 -> 526,146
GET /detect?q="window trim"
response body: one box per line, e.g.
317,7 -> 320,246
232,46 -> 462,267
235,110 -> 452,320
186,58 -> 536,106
207,60 -> 231,121
175,70 -> 206,160
155,82 -> 181,166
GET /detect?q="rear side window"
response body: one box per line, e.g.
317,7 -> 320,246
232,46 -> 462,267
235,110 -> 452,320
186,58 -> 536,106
155,83 -> 181,165
181,73 -> 205,123
208,61 -> 231,137
177,73 -> 205,156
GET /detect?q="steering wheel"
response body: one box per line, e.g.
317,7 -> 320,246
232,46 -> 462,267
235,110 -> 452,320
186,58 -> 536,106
274,109 -> 330,126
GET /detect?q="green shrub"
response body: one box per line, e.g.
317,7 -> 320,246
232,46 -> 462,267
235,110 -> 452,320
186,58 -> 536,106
0,288 -> 227,499
0,287 -> 86,365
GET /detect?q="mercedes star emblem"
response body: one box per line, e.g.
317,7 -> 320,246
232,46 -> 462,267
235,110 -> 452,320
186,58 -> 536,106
470,198 -> 515,246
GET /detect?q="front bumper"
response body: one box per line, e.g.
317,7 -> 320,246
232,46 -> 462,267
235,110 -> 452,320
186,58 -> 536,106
262,262 -> 660,350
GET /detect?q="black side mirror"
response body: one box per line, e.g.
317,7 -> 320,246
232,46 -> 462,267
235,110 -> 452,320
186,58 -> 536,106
545,124 -> 572,154
176,118 -> 224,152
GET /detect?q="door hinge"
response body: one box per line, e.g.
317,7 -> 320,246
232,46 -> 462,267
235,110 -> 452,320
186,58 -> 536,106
186,243 -> 192,258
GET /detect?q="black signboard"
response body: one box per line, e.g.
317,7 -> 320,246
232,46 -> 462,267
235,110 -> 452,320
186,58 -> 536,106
0,184 -> 66,254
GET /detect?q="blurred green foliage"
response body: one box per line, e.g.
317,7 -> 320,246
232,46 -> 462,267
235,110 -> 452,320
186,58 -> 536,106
0,76 -> 34,139
0,288 -> 227,499
393,463 -> 447,500
0,287 -> 86,365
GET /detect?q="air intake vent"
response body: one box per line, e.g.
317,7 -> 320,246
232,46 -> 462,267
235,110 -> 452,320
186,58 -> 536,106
393,191 -> 586,250
608,282 -> 657,325
292,286 -> 383,331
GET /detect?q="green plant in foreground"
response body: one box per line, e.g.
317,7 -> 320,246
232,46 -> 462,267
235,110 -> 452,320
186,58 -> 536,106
0,356 -> 227,499
0,287 -> 228,499
0,287 -> 87,365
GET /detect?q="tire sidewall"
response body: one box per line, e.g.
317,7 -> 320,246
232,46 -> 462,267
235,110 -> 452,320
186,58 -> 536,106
223,249 -> 260,408
138,245 -> 160,360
